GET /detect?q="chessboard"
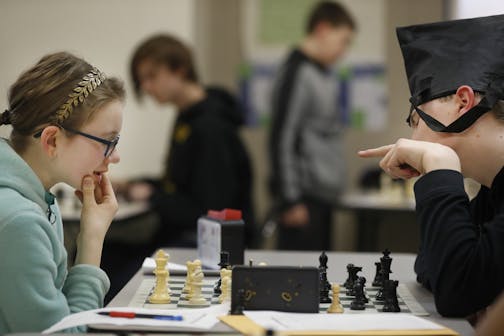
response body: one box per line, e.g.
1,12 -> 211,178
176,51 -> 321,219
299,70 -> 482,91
320,283 -> 428,315
129,276 -> 221,309
128,275 -> 429,316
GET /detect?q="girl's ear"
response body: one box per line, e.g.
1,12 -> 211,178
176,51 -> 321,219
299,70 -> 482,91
39,126 -> 61,158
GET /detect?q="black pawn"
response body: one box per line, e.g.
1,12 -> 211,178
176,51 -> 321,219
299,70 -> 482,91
214,251 -> 230,295
359,276 -> 369,303
231,288 -> 246,315
350,277 -> 366,310
382,280 -> 401,312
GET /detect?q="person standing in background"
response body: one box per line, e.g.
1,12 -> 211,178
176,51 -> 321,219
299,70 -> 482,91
127,35 -> 255,247
269,1 -> 355,250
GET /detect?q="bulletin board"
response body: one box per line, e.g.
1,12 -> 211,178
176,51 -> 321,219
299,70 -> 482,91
238,61 -> 387,131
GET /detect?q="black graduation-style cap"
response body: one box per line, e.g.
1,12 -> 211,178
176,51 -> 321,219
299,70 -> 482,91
396,14 -> 504,133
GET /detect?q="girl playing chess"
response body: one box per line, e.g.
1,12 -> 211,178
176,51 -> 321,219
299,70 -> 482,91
0,52 -> 125,333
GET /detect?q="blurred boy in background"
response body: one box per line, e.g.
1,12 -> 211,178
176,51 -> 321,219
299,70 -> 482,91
269,1 -> 355,250
126,34 -> 255,247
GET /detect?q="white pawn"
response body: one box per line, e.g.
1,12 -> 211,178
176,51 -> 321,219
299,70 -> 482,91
187,259 -> 202,300
182,261 -> 192,293
219,268 -> 232,303
327,283 -> 343,313
188,261 -> 209,306
182,260 -> 196,300
148,250 -> 171,304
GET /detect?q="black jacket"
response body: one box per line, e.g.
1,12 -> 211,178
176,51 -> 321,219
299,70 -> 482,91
414,168 -> 504,317
148,87 -> 254,246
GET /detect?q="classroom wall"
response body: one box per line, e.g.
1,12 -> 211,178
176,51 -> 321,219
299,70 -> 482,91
0,0 -> 445,244
0,0 -> 195,179
450,0 -> 504,18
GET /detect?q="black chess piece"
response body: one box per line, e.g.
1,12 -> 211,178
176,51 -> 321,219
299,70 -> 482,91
376,250 -> 393,301
318,251 -> 331,293
381,249 -> 393,274
382,279 -> 401,312
231,288 -> 246,315
350,277 -> 366,310
319,267 -> 332,303
319,251 -> 328,269
214,251 -> 230,294
372,262 -> 382,287
358,276 -> 369,303
343,264 -> 362,290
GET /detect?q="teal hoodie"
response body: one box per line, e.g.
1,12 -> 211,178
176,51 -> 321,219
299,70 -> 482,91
0,138 -> 110,333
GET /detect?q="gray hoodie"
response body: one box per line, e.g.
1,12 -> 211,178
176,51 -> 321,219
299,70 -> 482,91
269,49 -> 346,207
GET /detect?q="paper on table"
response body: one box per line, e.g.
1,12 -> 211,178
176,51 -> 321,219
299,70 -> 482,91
142,257 -> 187,272
43,304 -> 228,334
245,311 -> 446,332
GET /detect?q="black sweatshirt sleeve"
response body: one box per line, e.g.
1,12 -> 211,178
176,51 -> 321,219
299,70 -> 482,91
149,123 -> 241,236
413,169 -> 504,317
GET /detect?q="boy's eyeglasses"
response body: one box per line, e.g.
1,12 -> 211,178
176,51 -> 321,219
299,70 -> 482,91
33,126 -> 119,158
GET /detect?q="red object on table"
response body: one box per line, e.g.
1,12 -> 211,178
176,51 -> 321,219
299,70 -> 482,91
207,208 -> 242,221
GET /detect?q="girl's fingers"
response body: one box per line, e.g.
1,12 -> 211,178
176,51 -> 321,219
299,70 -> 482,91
100,173 -> 115,198
81,176 -> 97,207
74,190 -> 83,204
99,173 -> 118,207
94,181 -> 103,203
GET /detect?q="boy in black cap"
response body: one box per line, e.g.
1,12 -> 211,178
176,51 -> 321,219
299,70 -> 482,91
360,15 -> 504,318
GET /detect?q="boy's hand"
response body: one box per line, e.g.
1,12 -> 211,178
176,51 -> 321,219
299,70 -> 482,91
281,203 -> 310,228
127,182 -> 154,202
358,138 -> 461,179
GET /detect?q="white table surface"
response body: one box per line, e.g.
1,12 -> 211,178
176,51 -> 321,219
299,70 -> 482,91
59,200 -> 150,222
340,191 -> 415,211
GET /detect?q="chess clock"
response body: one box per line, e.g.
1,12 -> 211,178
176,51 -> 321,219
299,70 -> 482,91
197,209 -> 244,269
231,266 -> 320,313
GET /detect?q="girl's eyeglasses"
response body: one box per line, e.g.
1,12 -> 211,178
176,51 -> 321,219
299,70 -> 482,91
33,126 -> 119,158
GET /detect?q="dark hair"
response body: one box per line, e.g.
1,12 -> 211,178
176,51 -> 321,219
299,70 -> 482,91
306,1 -> 356,34
130,34 -> 198,98
3,52 -> 125,153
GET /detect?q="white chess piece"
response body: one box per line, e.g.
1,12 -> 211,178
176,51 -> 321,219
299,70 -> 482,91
219,269 -> 232,303
188,259 -> 202,300
187,262 -> 209,306
182,260 -> 193,294
327,283 -> 343,313
148,250 -> 171,304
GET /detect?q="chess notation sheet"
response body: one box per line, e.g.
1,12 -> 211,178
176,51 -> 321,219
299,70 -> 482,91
42,306 -> 228,333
